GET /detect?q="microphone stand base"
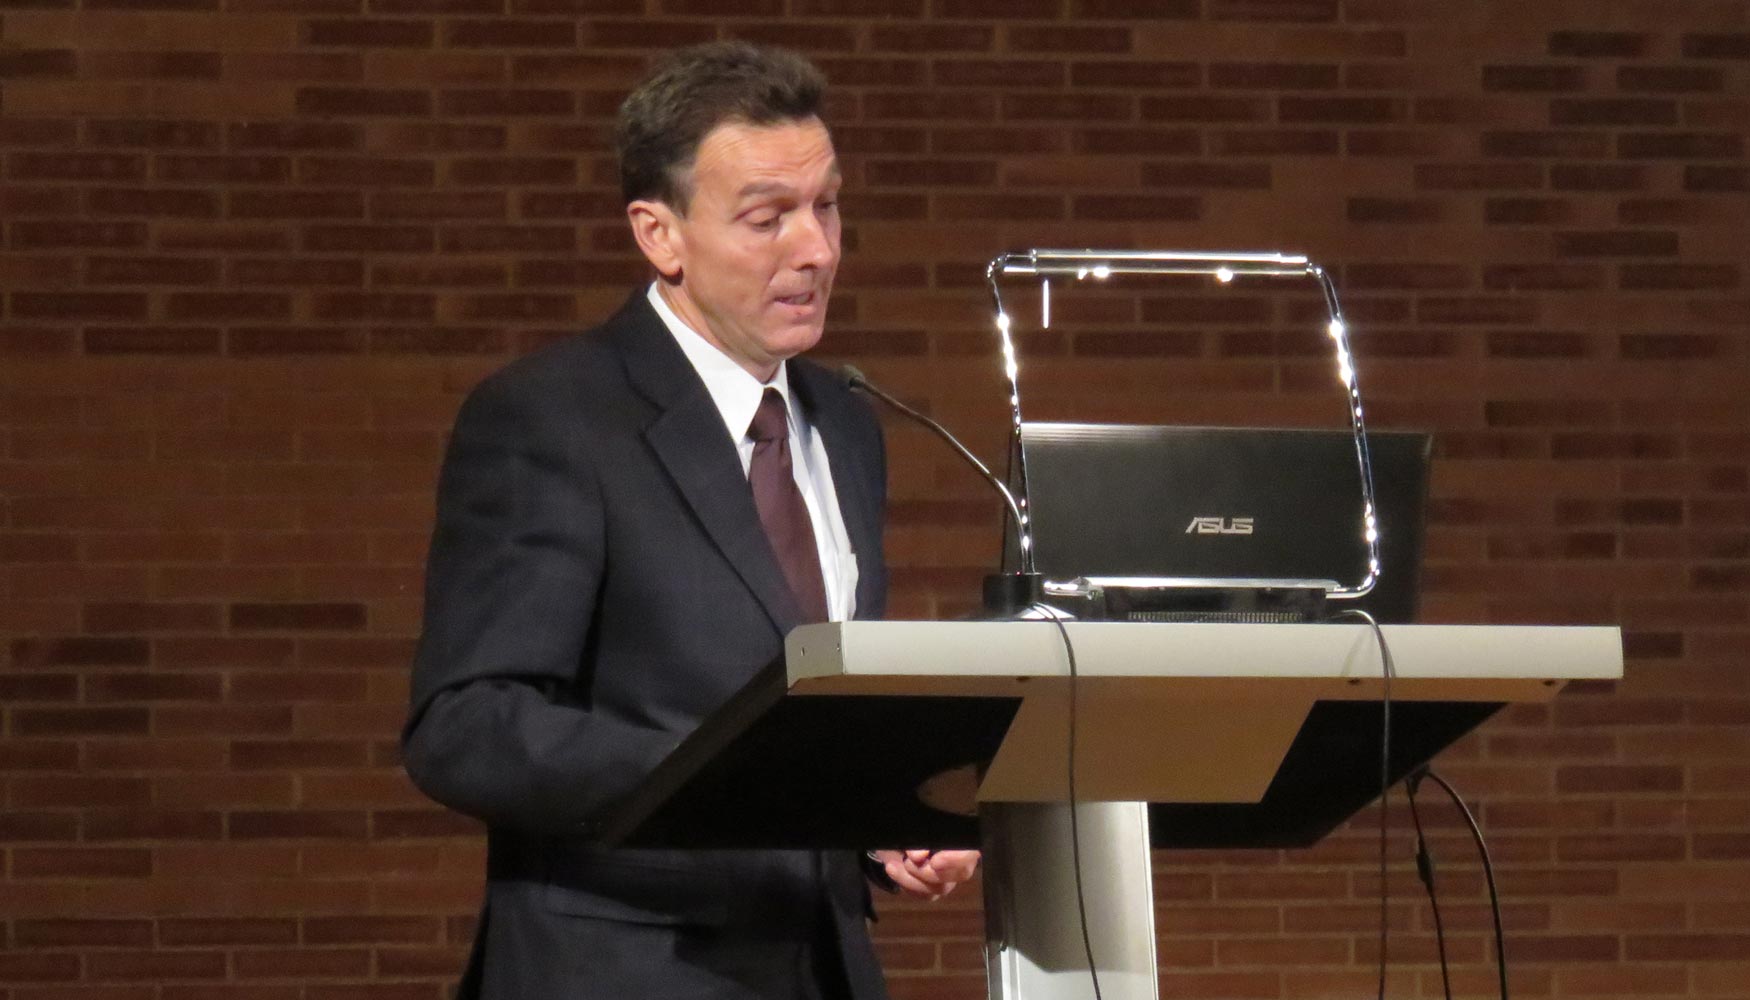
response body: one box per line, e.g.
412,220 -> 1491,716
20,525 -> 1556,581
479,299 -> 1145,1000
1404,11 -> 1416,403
982,573 -> 1045,619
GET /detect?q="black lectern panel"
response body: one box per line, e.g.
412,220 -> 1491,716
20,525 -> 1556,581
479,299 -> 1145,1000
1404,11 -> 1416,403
1150,700 -> 1503,849
596,661 -> 1018,849
596,654 -> 1501,851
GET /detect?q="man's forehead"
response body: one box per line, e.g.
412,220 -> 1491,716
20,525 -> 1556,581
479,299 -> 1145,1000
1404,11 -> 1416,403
692,118 -> 838,189
735,166 -> 842,200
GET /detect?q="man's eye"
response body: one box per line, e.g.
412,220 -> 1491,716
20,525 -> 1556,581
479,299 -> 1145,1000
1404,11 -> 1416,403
748,215 -> 779,230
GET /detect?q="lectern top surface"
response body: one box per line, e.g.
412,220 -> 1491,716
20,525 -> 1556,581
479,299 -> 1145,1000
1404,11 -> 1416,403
786,620 -> 1623,687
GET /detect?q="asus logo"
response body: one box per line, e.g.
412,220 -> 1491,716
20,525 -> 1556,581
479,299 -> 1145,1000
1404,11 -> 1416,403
1185,516 -> 1254,536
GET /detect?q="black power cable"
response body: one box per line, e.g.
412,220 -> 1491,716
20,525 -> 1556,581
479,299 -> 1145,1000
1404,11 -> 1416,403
1404,772 -> 1453,1000
1327,609 -> 1510,1000
1033,604 -> 1104,1000
1326,607 -> 1394,1000
1418,768 -> 1510,1000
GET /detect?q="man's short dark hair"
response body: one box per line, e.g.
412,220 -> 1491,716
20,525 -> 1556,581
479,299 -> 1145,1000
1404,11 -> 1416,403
615,40 -> 827,211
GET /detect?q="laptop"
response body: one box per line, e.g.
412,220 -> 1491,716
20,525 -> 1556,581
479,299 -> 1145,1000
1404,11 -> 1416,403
1008,423 -> 1431,624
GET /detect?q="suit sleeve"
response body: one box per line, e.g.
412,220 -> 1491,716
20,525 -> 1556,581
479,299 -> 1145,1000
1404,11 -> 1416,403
401,373 -> 675,835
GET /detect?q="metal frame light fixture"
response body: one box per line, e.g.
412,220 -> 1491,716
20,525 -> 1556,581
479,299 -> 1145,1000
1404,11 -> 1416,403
983,249 -> 1382,599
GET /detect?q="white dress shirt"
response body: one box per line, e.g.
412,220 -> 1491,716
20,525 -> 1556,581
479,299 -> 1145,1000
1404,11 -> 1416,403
647,283 -> 859,622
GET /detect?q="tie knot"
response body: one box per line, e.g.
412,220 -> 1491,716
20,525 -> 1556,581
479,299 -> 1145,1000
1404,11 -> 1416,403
748,388 -> 790,444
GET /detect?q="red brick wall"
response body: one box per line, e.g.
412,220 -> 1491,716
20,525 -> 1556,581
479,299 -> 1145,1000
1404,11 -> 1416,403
3,1 -> 1747,997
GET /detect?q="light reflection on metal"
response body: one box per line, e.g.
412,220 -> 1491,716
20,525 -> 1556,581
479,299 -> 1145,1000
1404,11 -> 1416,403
984,249 -> 1382,599
985,259 -> 1036,574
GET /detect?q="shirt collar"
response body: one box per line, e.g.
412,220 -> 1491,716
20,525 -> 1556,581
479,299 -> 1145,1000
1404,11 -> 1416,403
647,281 -> 795,444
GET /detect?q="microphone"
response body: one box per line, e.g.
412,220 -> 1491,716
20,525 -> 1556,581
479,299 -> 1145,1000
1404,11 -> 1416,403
840,365 -> 1023,528
840,365 -> 1044,616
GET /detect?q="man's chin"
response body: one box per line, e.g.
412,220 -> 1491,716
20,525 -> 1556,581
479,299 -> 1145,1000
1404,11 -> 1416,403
765,323 -> 826,361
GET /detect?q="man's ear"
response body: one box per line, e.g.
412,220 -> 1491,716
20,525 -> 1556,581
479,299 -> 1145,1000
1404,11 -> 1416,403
627,199 -> 684,280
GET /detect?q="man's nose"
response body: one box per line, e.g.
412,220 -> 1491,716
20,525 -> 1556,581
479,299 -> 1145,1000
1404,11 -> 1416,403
788,211 -> 837,270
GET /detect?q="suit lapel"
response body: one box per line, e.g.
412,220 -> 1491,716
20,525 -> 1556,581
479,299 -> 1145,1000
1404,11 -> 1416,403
610,295 -> 803,637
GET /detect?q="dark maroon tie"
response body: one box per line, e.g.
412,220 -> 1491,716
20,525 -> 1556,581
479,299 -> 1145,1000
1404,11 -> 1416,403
748,388 -> 830,623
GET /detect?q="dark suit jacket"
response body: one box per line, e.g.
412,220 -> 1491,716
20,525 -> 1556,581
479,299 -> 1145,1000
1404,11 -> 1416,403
403,292 -> 891,1000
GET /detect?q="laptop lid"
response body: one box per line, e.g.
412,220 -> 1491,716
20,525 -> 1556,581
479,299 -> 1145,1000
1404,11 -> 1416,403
1011,423 -> 1432,624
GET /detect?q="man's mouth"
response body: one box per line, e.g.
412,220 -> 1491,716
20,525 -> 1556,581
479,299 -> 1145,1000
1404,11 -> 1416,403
776,291 -> 816,307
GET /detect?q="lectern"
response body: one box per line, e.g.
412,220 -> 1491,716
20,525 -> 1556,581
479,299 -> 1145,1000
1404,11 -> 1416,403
595,620 -> 1623,1000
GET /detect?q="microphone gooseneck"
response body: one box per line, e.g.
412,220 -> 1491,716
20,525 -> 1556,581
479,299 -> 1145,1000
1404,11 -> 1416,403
839,365 -> 1024,530
840,365 -> 1043,616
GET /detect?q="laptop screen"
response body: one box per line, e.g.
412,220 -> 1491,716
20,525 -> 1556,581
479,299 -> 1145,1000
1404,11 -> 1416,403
1010,423 -> 1431,624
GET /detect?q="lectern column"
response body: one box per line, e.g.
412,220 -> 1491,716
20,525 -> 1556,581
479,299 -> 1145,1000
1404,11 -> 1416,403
979,802 -> 1160,1000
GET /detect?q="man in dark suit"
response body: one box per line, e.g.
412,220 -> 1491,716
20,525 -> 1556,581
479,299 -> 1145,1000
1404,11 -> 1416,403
403,41 -> 978,1000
